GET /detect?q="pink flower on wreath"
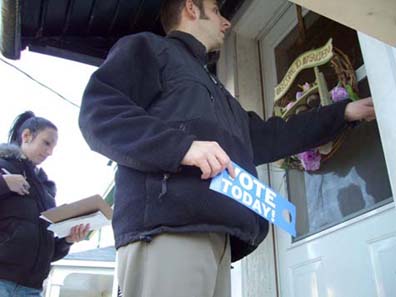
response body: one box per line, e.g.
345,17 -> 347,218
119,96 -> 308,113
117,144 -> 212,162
297,149 -> 321,171
286,101 -> 295,110
296,82 -> 311,99
302,82 -> 311,91
296,91 -> 303,99
330,85 -> 349,102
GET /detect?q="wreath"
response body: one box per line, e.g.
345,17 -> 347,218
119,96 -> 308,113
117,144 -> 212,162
273,43 -> 360,171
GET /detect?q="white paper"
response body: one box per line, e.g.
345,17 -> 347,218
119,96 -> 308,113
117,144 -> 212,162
47,211 -> 110,238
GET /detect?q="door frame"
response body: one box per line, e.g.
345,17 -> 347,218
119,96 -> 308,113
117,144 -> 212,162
223,0 -> 395,295
256,2 -> 396,296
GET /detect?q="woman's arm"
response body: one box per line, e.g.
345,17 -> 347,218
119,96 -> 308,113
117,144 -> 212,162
52,224 -> 90,261
0,171 -> 30,197
0,174 -> 9,196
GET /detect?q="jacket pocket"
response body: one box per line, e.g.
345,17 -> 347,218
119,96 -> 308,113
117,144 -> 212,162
0,219 -> 14,243
157,78 -> 218,122
143,173 -> 165,227
143,170 -> 203,229
145,173 -> 170,202
0,219 -> 38,268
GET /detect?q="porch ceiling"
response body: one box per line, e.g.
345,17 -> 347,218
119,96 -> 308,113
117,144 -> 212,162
0,0 -> 246,65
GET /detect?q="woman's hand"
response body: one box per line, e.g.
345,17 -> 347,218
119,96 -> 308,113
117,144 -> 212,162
65,224 -> 90,244
2,173 -> 30,196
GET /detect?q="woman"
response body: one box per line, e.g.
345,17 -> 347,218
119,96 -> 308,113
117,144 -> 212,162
0,111 -> 89,296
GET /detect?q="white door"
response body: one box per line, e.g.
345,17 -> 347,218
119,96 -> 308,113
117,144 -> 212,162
259,5 -> 396,297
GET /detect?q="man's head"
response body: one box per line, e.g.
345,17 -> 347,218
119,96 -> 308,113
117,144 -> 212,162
160,0 -> 231,52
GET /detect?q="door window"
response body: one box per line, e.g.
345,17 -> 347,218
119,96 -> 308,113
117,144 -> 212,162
274,11 -> 393,240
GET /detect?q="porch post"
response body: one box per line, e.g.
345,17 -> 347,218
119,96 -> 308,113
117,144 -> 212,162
218,30 -> 278,297
47,284 -> 62,297
45,269 -> 68,297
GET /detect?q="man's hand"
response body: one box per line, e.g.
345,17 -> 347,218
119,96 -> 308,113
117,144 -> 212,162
344,97 -> 376,122
65,224 -> 90,244
181,141 -> 235,179
2,173 -> 30,196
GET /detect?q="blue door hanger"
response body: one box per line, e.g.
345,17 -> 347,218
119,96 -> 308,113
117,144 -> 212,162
210,162 -> 296,237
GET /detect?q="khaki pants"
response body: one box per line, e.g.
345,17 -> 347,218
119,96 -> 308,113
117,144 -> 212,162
117,233 -> 231,297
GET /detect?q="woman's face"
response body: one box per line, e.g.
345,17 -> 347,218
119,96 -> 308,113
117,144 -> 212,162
21,128 -> 58,165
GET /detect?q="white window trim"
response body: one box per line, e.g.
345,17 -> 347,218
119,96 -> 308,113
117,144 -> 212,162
358,32 -> 396,199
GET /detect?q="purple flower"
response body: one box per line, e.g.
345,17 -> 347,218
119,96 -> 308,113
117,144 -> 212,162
302,82 -> 311,91
330,86 -> 349,102
296,91 -> 303,99
286,102 -> 295,110
297,149 -> 321,171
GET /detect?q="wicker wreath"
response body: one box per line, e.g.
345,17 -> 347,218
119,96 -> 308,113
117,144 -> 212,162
274,45 -> 359,171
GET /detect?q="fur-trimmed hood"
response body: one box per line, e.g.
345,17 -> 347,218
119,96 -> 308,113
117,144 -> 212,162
0,143 -> 26,160
0,143 -> 57,199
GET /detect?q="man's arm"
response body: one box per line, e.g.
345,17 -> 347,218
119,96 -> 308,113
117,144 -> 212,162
181,141 -> 235,179
79,34 -> 196,173
249,97 -> 375,165
344,97 -> 375,121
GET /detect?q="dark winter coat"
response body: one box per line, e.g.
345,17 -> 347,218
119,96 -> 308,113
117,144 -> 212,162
0,144 -> 71,289
79,31 -> 350,261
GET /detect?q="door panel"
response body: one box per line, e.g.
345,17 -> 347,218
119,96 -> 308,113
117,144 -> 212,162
259,4 -> 396,297
278,206 -> 396,297
289,258 -> 325,297
369,233 -> 396,297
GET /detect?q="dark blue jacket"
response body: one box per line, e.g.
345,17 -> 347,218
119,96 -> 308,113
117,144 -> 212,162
0,144 -> 71,289
79,31 -> 349,261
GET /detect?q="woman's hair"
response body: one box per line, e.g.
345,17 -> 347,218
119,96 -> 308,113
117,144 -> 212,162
8,111 -> 57,146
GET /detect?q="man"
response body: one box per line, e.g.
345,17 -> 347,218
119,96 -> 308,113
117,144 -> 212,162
79,0 -> 375,296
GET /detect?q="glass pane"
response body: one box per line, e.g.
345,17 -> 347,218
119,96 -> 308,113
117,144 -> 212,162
275,12 -> 364,106
287,121 -> 392,239
273,11 -> 393,239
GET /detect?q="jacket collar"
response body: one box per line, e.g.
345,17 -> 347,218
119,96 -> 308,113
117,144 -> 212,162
167,31 -> 208,65
0,143 -> 25,160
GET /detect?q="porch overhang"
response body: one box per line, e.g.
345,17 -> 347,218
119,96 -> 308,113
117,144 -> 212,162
0,0 -> 246,66
288,0 -> 396,47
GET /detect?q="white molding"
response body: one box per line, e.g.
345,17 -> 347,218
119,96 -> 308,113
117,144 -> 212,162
232,0 -> 291,40
256,1 -> 294,41
356,65 -> 367,81
289,202 -> 395,249
259,4 -> 299,119
358,32 -> 396,198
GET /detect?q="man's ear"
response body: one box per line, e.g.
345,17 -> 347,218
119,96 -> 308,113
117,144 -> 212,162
21,128 -> 32,144
184,0 -> 199,20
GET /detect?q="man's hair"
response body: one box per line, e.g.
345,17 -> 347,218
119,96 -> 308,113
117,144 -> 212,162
160,0 -> 208,34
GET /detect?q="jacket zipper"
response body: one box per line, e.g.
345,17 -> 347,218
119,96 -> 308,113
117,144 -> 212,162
157,121 -> 187,201
25,163 -> 49,280
203,64 -> 219,86
202,64 -> 239,135
158,173 -> 170,200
